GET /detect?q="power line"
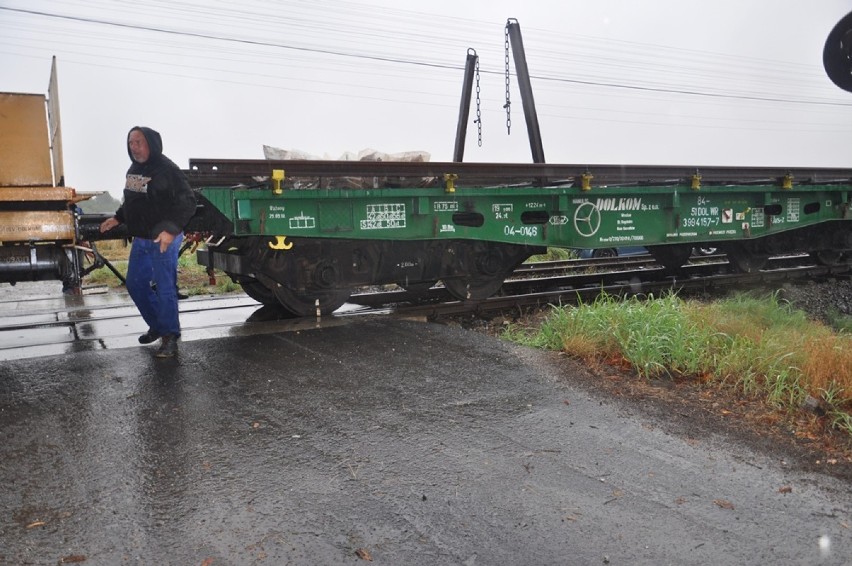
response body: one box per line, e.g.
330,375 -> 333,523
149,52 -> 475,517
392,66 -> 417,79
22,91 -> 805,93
3,5 -> 851,108
0,7 -> 461,72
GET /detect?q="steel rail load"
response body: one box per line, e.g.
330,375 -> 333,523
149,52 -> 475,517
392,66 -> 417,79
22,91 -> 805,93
187,17 -> 852,316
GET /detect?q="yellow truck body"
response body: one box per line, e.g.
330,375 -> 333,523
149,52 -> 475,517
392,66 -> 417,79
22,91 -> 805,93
0,57 -> 76,244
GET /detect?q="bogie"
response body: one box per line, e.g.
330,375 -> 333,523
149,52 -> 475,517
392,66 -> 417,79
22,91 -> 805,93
202,235 -> 543,310
441,241 -> 537,301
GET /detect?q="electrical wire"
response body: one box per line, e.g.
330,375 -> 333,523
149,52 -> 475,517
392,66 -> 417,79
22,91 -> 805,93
2,3 -> 849,109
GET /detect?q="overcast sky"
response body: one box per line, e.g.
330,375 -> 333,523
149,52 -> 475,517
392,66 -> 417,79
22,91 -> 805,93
2,0 -> 852,198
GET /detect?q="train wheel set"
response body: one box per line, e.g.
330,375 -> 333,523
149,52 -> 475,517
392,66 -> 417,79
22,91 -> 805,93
196,230 -> 543,315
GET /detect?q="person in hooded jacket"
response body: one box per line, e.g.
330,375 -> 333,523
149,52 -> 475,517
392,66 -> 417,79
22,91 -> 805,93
100,126 -> 196,358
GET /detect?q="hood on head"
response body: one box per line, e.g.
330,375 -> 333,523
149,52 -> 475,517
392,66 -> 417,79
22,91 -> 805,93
127,126 -> 163,163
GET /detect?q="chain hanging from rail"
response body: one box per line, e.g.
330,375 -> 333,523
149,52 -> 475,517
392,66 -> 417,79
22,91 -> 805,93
504,22 -> 511,134
474,55 -> 482,146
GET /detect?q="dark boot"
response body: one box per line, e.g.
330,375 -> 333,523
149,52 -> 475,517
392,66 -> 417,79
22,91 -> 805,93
138,329 -> 161,344
155,335 -> 178,358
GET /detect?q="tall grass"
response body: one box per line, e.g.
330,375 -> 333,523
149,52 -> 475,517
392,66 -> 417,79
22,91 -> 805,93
525,247 -> 575,262
504,292 -> 852,436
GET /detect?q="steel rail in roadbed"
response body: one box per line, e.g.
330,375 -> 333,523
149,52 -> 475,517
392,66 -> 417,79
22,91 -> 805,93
185,159 -> 852,188
389,263 -> 851,320
348,255 -> 848,312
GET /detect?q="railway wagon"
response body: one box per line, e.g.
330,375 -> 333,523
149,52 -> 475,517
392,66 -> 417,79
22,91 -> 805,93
187,159 -> 852,316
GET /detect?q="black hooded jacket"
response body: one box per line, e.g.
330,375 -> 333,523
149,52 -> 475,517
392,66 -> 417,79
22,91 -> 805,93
115,126 -> 196,239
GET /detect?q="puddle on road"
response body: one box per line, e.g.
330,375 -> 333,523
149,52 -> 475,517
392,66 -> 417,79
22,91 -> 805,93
0,285 -> 383,361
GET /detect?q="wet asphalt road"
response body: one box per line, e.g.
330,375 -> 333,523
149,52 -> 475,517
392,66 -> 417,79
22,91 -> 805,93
1,308 -> 851,564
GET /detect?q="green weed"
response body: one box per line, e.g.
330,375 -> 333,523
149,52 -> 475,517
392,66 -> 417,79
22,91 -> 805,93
503,291 -> 852,438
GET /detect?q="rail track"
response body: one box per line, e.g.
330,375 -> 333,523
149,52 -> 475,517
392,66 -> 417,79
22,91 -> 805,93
355,254 -> 847,317
2,254 -> 847,362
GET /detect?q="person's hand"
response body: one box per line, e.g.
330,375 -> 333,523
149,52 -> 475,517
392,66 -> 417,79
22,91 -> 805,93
100,216 -> 120,233
154,230 -> 175,253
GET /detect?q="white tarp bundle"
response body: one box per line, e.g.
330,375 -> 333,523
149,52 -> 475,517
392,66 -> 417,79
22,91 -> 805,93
262,145 -> 434,189
263,145 -> 430,163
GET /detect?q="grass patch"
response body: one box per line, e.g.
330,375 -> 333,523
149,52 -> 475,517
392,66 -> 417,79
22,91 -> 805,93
525,247 -> 576,262
504,292 -> 852,437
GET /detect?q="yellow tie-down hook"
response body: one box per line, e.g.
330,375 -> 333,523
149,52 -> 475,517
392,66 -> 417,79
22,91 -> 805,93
268,236 -> 293,250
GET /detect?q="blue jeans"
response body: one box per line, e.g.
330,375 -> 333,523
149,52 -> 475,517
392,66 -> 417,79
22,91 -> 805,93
126,234 -> 183,337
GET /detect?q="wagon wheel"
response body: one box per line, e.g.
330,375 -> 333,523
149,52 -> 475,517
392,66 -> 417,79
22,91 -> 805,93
591,248 -> 618,258
811,249 -> 849,267
218,237 -> 281,304
236,277 -> 278,306
272,285 -> 352,317
443,272 -> 510,301
649,244 -> 692,275
725,244 -> 769,273
692,246 -> 718,256
441,242 -> 517,301
243,237 -> 353,316
267,259 -> 352,316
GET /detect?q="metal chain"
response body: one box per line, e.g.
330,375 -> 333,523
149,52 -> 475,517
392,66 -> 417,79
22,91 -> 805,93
474,56 -> 482,147
504,22 -> 511,134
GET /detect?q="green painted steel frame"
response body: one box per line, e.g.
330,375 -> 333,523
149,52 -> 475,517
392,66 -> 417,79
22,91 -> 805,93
199,182 -> 850,249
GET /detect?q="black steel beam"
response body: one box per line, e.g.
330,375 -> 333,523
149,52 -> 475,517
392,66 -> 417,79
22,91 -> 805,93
506,19 -> 545,164
453,49 -> 478,163
185,158 -> 852,188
